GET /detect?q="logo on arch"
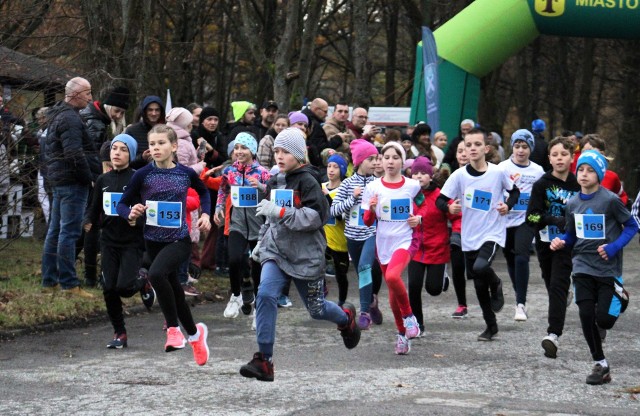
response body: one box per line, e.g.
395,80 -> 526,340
534,0 -> 565,17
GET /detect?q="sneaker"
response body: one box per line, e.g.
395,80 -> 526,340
188,262 -> 201,280
224,294 -> 243,318
106,333 -> 127,349
338,302 -> 361,349
369,294 -> 383,325
614,279 -> 629,313
514,303 -> 528,321
442,274 -> 450,292
325,262 -> 336,278
182,283 -> 201,297
240,352 -> 274,382
451,305 -> 468,319
586,364 -> 611,385
489,279 -> 505,313
357,312 -> 372,330
241,281 -> 255,315
277,295 -> 292,308
542,333 -> 559,359
477,325 -> 498,341
139,272 -> 156,311
189,323 -> 209,366
395,334 -> 410,355
251,309 -> 257,331
165,327 -> 186,352
403,314 -> 421,339
62,286 -> 95,299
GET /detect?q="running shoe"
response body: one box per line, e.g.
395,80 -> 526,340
182,283 -> 201,297
139,270 -> 156,310
403,314 -> 421,339
489,278 -> 505,313
477,325 -> 498,341
277,295 -> 292,308
586,364 -> 611,385
451,305 -> 468,319
189,323 -> 209,366
395,334 -> 410,355
369,294 -> 383,325
240,352 -> 274,382
338,302 -> 361,349
325,262 -> 336,278
106,333 -> 127,349
357,312 -> 371,330
165,327 -> 186,352
542,333 -> 559,359
224,294 -> 243,318
514,303 -> 528,321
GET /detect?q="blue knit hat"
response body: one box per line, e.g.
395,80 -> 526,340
327,154 -> 348,178
577,150 -> 608,182
531,119 -> 546,133
510,129 -> 535,151
234,132 -> 257,155
111,133 -> 138,160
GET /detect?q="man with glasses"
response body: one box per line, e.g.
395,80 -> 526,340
302,98 -> 334,167
347,107 -> 380,143
125,95 -> 165,168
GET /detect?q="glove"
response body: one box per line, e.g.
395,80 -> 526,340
251,241 -> 261,263
256,199 -> 282,221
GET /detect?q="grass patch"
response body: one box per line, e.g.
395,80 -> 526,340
0,238 -> 229,332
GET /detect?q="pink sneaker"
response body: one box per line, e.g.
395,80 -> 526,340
165,327 -> 186,352
403,315 -> 421,339
395,334 -> 410,355
189,323 -> 209,366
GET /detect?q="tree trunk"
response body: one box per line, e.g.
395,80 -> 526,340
351,0 -> 371,108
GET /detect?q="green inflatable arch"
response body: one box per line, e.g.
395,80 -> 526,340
410,0 -> 640,142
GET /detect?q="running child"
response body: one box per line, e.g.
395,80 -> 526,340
362,142 -> 422,354
526,136 -> 579,358
498,129 -> 544,321
550,150 -> 635,384
240,128 -> 360,382
84,134 -> 155,348
117,124 -> 211,366
437,128 -> 520,341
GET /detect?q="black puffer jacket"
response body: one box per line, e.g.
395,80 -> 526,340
80,101 -> 111,150
43,101 -> 101,185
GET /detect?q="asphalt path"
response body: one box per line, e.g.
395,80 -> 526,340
1,244 -> 640,415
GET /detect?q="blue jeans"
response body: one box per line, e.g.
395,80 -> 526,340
41,184 -> 89,289
346,236 -> 377,313
256,260 -> 348,356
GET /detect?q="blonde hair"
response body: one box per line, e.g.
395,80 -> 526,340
149,124 -> 177,143
104,104 -> 126,135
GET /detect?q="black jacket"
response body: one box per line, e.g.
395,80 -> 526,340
124,121 -> 153,169
191,126 -> 227,168
525,171 -> 580,233
301,108 -> 341,168
84,167 -> 144,248
43,101 -> 101,185
80,101 -> 111,150
530,133 -> 552,172
442,136 -> 464,171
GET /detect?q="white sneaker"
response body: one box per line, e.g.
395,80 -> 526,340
251,309 -> 256,331
224,294 -> 243,318
542,333 -> 559,359
514,303 -> 528,321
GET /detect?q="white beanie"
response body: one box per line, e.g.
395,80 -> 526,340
274,127 -> 307,162
381,141 -> 406,163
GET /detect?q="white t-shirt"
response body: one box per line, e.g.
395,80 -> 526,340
362,177 -> 421,264
498,158 -> 544,228
440,163 -> 515,251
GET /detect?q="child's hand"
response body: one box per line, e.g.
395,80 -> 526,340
247,176 -> 265,192
550,237 -> 565,251
597,244 -> 609,260
407,214 -> 421,228
449,199 -> 461,215
198,213 -> 211,232
203,165 -> 224,177
214,208 -> 224,226
353,186 -> 362,198
496,202 -> 509,216
368,194 -> 378,211
128,203 -> 147,221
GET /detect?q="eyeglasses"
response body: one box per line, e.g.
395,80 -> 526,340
356,115 -> 368,119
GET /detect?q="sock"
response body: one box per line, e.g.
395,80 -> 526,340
263,354 -> 273,362
596,359 -> 608,368
188,329 -> 200,342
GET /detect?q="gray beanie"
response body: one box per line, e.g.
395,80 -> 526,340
274,127 -> 307,162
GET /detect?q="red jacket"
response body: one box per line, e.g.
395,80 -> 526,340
410,187 -> 459,264
601,169 -> 628,206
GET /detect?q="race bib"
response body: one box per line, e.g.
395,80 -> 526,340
271,189 -> 293,208
102,192 -> 122,217
231,186 -> 258,208
575,214 -> 605,239
464,188 -> 492,211
146,201 -> 182,228
326,215 -> 337,226
539,225 -> 562,243
380,197 -> 411,221
348,204 -> 366,227
511,192 -> 530,212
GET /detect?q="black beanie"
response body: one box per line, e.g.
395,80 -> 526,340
199,106 -> 220,123
99,141 -> 111,162
104,86 -> 130,110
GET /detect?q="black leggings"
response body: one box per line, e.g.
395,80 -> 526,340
372,258 -> 383,295
465,241 -> 501,328
326,247 -> 350,305
450,243 -> 467,307
146,237 -> 196,335
407,262 -> 447,327
227,231 -> 260,297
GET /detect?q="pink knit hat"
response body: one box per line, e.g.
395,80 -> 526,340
350,139 -> 378,167
166,107 -> 193,130
411,156 -> 433,176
